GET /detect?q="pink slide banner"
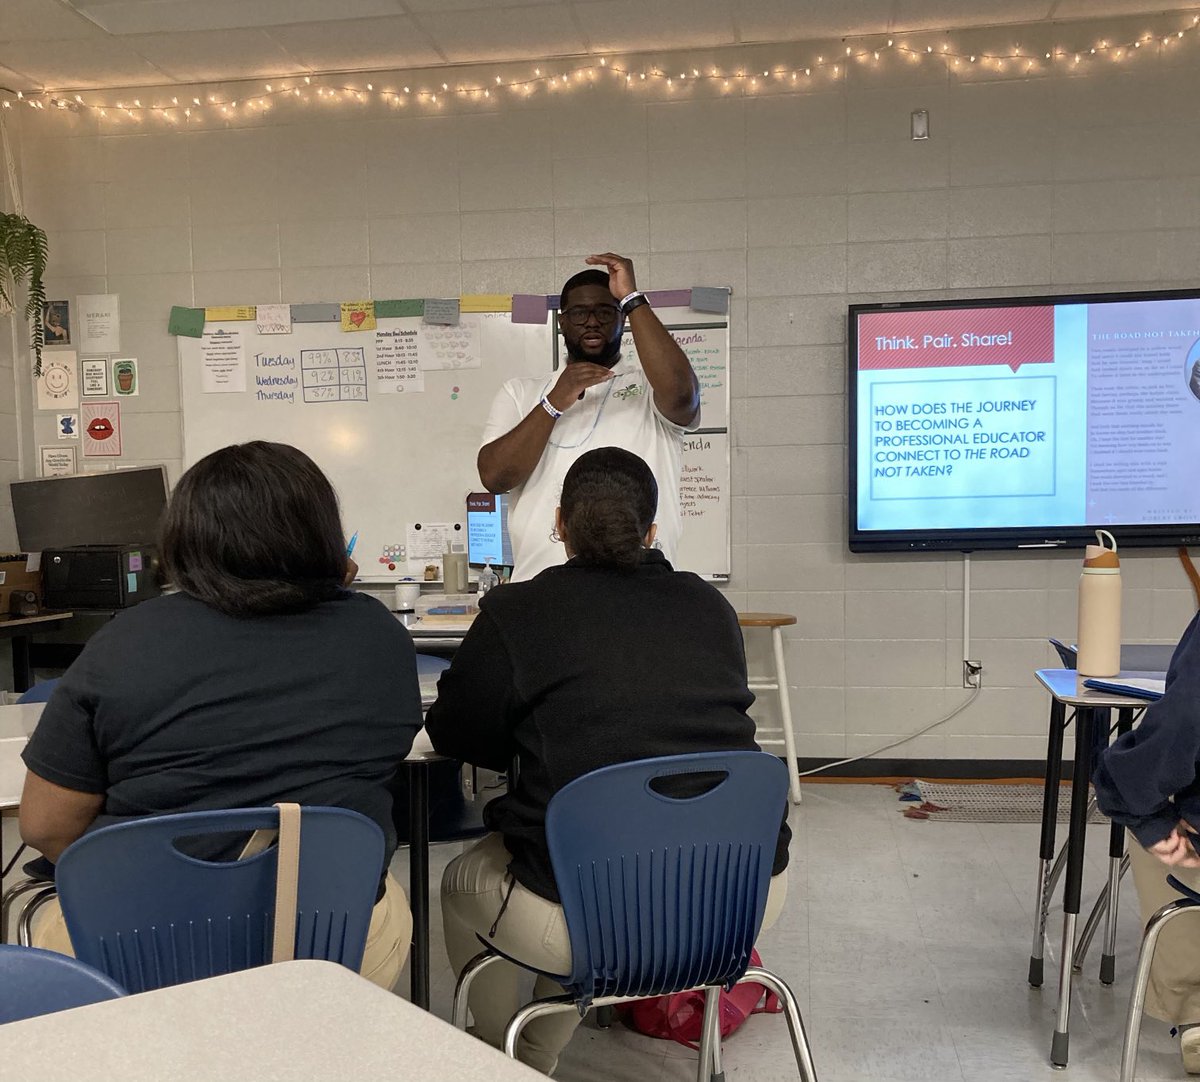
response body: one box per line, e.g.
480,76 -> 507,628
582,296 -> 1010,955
858,306 -> 1055,373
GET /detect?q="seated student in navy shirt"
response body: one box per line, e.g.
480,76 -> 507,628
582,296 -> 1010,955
20,441 -> 422,990
426,447 -> 790,1075
1095,611 -> 1200,1074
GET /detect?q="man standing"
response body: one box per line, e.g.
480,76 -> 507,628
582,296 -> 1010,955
478,253 -> 700,581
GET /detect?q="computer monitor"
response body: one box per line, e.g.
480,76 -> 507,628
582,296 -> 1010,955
10,466 -> 169,551
466,491 -> 513,569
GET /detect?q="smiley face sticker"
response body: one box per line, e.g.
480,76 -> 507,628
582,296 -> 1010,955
81,400 -> 123,456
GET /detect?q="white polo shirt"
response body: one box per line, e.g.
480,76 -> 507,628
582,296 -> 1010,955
480,357 -> 692,581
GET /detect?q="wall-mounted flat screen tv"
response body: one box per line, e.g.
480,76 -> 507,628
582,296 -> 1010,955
848,289 -> 1200,553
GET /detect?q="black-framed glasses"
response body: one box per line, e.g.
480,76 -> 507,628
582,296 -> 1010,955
562,303 -> 621,326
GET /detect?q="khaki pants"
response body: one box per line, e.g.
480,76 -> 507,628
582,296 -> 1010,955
1128,836 -> 1200,1025
441,831 -> 789,1076
32,872 -> 412,993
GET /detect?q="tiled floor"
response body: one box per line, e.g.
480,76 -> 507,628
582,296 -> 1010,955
389,783 -> 1190,1082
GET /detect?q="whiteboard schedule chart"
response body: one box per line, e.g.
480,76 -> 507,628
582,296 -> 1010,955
180,295 -> 730,580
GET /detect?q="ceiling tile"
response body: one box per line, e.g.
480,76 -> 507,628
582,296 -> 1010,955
265,16 -> 443,71
1,36 -> 168,88
573,0 -> 738,52
891,1 -> 1053,33
733,0 -> 895,43
122,28 -> 302,81
417,4 -> 584,62
403,0 -> 563,11
0,0 -> 113,41
74,0 -> 409,34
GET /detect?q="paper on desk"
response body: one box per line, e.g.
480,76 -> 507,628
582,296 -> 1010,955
1082,674 -> 1166,701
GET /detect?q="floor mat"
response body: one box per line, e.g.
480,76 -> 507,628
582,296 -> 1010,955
901,780 -> 1108,823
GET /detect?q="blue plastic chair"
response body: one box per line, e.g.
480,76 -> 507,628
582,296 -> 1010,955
0,944 -> 126,1023
1119,874 -> 1200,1082
16,678 -> 60,704
452,751 -> 817,1082
54,806 -> 384,994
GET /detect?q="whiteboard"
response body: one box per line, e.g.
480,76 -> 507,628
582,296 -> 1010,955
179,298 -> 730,582
180,311 -> 551,581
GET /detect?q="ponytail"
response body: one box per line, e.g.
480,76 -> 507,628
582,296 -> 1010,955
560,447 -> 658,572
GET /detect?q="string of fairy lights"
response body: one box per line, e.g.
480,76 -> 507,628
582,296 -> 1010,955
1,11 -> 1198,126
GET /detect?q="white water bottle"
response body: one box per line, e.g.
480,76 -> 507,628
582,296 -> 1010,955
1076,529 -> 1121,677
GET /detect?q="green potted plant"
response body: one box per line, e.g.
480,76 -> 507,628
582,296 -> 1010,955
0,211 -> 49,375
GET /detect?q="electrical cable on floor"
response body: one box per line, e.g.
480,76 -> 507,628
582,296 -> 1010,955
794,684 -> 983,778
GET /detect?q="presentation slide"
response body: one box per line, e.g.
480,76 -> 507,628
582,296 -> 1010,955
466,492 -> 513,567
854,297 -> 1200,535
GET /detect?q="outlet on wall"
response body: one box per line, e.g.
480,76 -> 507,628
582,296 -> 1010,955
963,660 -> 983,689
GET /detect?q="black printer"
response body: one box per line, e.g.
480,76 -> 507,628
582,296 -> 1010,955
42,544 -> 160,610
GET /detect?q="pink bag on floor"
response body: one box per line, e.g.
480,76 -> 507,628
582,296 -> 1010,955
616,949 -> 782,1049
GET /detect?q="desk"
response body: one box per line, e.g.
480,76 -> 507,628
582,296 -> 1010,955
0,612 -> 74,693
0,958 -> 544,1080
1030,669 -> 1149,1068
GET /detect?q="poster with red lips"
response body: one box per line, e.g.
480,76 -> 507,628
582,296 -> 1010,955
81,400 -> 122,456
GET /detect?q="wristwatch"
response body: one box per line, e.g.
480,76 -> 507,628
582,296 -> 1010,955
619,290 -> 649,316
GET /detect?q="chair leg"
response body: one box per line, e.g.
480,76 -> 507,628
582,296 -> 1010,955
17,886 -> 58,947
2,878 -> 48,944
697,985 -> 722,1082
452,950 -> 507,1030
1120,901 -> 1200,1082
502,994 -> 579,1059
593,1004 -> 615,1028
741,966 -> 818,1082
770,627 -> 802,804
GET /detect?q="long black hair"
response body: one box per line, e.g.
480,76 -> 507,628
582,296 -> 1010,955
560,446 -> 658,572
159,441 -> 347,617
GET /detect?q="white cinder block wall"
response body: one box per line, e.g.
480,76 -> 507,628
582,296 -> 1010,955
5,14 -> 1200,762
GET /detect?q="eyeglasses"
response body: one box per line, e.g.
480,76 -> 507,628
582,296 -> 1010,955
562,303 -> 621,327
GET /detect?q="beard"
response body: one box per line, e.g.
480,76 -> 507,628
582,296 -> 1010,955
565,333 -> 622,368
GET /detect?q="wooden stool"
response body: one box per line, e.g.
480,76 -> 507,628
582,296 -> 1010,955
737,613 -> 801,804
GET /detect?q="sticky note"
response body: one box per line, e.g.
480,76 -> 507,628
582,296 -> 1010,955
204,305 -> 256,322
646,289 -> 692,309
168,306 -> 205,338
340,301 -> 376,332
460,294 -> 511,313
376,299 -> 424,318
511,294 -> 549,324
423,298 -> 460,326
690,286 -> 729,314
257,304 -> 292,335
291,303 -> 340,323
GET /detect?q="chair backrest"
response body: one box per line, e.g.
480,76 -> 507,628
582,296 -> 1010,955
545,751 -> 788,1007
16,678 -> 60,704
0,944 -> 126,1024
54,806 -> 384,994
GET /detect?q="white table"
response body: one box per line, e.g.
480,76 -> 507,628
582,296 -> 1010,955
0,958 -> 544,1080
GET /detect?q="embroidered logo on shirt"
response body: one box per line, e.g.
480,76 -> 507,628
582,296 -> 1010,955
612,383 -> 645,400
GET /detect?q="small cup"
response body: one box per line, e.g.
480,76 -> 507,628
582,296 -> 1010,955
394,583 -> 421,610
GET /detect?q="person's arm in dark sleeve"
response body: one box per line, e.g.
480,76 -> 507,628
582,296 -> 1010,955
20,652 -> 108,859
424,608 -> 517,771
1093,623 -> 1200,848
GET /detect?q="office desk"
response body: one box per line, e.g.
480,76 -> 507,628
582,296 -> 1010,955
0,958 -> 544,1080
1030,669 -> 1150,1068
0,612 -> 74,693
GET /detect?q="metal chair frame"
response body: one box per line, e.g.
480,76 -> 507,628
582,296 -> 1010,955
1119,875 -> 1200,1082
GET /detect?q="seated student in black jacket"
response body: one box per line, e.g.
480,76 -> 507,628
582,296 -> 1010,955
20,441 -> 422,989
1094,611 -> 1200,1074
425,446 -> 790,1075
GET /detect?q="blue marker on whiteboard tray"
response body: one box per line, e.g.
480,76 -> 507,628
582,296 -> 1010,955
346,530 -> 359,557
